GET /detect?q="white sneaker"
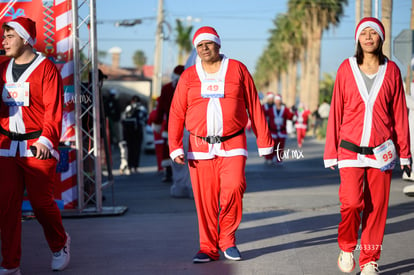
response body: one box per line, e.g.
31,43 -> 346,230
51,232 -> 71,271
403,184 -> 414,196
361,261 -> 379,275
337,250 -> 355,273
0,267 -> 21,275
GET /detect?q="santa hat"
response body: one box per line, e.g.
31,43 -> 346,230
3,17 -> 36,46
274,94 -> 282,101
193,26 -> 221,48
355,17 -> 385,42
265,92 -> 275,99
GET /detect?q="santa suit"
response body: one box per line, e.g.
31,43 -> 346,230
324,57 -> 410,267
294,107 -> 311,147
0,55 -> 67,269
262,100 -> 273,161
148,108 -> 164,172
169,56 -> 273,259
266,104 -> 293,163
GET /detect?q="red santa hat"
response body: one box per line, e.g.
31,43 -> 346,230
3,17 -> 36,46
265,92 -> 275,99
274,94 -> 282,101
355,17 -> 385,43
192,26 -> 221,48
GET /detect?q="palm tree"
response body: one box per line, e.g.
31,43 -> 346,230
133,50 -> 147,74
175,19 -> 193,65
363,0 -> 372,17
382,0 -> 393,58
355,0 -> 361,26
288,0 -> 348,111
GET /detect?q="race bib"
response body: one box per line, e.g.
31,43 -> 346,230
372,139 -> 397,171
201,79 -> 224,98
2,82 -> 30,106
275,117 -> 283,126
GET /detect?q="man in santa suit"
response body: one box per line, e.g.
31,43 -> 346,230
294,102 -> 311,148
324,17 -> 410,275
269,94 -> 293,165
169,26 -> 274,263
0,17 -> 70,273
153,65 -> 185,183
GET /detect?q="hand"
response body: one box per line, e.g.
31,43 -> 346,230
329,166 -> 336,170
174,154 -> 185,165
31,143 -> 51,160
402,164 -> 411,177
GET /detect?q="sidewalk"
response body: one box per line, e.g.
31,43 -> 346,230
14,135 -> 414,274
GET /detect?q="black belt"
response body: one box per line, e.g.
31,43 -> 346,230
340,140 -> 374,155
194,128 -> 244,144
0,126 -> 42,141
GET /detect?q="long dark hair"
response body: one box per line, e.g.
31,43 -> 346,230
354,40 -> 387,65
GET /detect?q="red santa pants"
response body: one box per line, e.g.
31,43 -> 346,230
296,128 -> 306,147
188,155 -> 246,260
338,167 -> 391,267
0,156 -> 67,269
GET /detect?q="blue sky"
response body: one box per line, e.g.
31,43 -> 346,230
95,0 -> 412,77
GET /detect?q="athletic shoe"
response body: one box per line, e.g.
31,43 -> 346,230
0,267 -> 21,275
192,252 -> 212,263
361,261 -> 379,275
337,250 -> 355,273
51,232 -> 71,271
224,246 -> 242,261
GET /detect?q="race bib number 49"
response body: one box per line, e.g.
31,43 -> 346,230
372,139 -> 397,171
201,79 -> 224,98
2,82 -> 30,106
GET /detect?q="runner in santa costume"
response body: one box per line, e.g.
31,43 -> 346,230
0,17 -> 70,273
324,17 -> 411,275
294,102 -> 311,148
153,65 -> 185,182
262,92 -> 275,164
269,94 -> 293,165
169,26 -> 274,263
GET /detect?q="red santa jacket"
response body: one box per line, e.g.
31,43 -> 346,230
324,57 -> 411,168
168,56 -> 274,160
294,108 -> 311,129
265,104 -> 293,139
0,55 -> 63,159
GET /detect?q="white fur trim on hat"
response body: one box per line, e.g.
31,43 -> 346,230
193,33 -> 221,48
5,21 -> 35,46
355,21 -> 384,42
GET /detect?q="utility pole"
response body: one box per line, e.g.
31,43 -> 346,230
151,0 -> 164,112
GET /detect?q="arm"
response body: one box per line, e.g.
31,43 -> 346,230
242,66 -> 274,156
168,77 -> 187,163
323,68 -> 344,168
33,61 -> 63,160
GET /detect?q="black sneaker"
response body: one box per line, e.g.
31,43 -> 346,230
193,253 -> 212,263
224,246 -> 242,261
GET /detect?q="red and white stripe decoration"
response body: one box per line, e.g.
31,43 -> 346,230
0,0 -> 78,209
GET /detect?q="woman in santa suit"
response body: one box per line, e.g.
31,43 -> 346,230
262,92 -> 275,164
169,26 -> 273,263
324,17 -> 411,275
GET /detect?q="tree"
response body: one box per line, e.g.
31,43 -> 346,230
288,0 -> 347,111
133,50 -> 147,72
382,0 -> 393,58
175,19 -> 193,65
